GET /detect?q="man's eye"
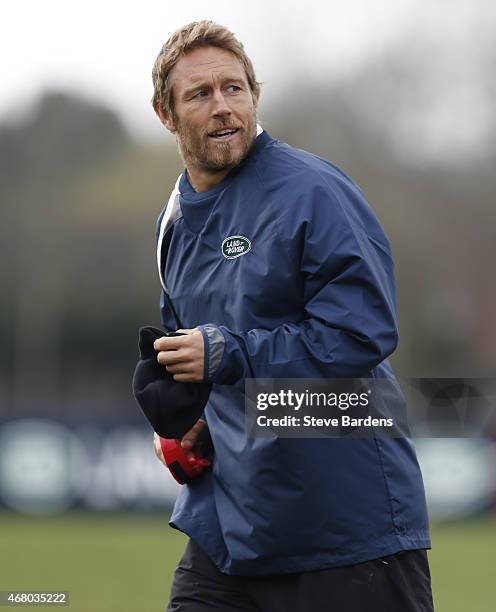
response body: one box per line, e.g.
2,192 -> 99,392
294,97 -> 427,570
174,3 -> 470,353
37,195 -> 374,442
227,85 -> 241,93
195,90 -> 208,98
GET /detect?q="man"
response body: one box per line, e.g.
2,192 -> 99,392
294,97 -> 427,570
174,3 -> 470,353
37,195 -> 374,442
150,20 -> 434,612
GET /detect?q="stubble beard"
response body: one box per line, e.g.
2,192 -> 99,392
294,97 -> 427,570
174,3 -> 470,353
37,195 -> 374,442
174,110 -> 258,173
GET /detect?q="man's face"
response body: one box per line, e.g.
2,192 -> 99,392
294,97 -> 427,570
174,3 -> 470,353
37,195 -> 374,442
162,46 -> 259,172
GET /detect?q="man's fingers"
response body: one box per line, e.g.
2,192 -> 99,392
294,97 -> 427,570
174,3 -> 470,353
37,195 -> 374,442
153,335 -> 186,351
154,329 -> 204,382
153,329 -> 198,351
165,362 -> 195,374
157,349 -> 191,366
172,372 -> 199,382
181,419 -> 207,450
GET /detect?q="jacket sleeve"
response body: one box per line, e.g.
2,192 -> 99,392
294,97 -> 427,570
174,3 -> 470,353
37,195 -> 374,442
200,180 -> 399,386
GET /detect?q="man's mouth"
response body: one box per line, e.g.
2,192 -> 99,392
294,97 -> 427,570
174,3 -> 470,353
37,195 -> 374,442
208,127 -> 240,141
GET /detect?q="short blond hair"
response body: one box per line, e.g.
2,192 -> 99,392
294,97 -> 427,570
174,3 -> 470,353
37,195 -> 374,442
151,21 -> 261,116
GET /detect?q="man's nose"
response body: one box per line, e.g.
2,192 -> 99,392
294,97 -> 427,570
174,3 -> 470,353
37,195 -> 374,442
210,89 -> 231,117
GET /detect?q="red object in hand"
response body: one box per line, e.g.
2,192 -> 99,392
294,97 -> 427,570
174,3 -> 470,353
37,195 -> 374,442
159,437 -> 211,485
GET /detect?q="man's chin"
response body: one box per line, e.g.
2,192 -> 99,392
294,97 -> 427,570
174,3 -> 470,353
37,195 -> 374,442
202,158 -> 238,172
202,147 -> 245,171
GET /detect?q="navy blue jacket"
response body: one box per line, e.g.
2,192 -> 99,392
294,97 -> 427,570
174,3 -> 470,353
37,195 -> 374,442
156,129 -> 430,576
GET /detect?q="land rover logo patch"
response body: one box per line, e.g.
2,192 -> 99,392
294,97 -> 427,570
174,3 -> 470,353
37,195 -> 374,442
222,235 -> 251,259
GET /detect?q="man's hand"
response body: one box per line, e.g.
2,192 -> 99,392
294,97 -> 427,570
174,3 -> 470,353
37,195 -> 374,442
153,432 -> 167,466
154,328 -> 204,382
153,419 -> 211,467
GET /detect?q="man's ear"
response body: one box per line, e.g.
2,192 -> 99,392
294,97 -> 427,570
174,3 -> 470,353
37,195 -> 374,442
252,89 -> 261,111
154,104 -> 177,134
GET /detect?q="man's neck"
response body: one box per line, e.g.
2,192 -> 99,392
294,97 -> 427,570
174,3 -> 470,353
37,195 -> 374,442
186,165 -> 234,193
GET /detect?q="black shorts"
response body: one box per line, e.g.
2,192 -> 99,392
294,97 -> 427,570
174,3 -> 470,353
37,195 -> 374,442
167,539 -> 434,612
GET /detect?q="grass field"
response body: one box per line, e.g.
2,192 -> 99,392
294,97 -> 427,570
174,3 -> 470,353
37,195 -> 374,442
1,511 -> 495,611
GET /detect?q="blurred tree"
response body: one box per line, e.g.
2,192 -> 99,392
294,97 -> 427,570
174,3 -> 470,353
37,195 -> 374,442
1,91 -> 136,413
